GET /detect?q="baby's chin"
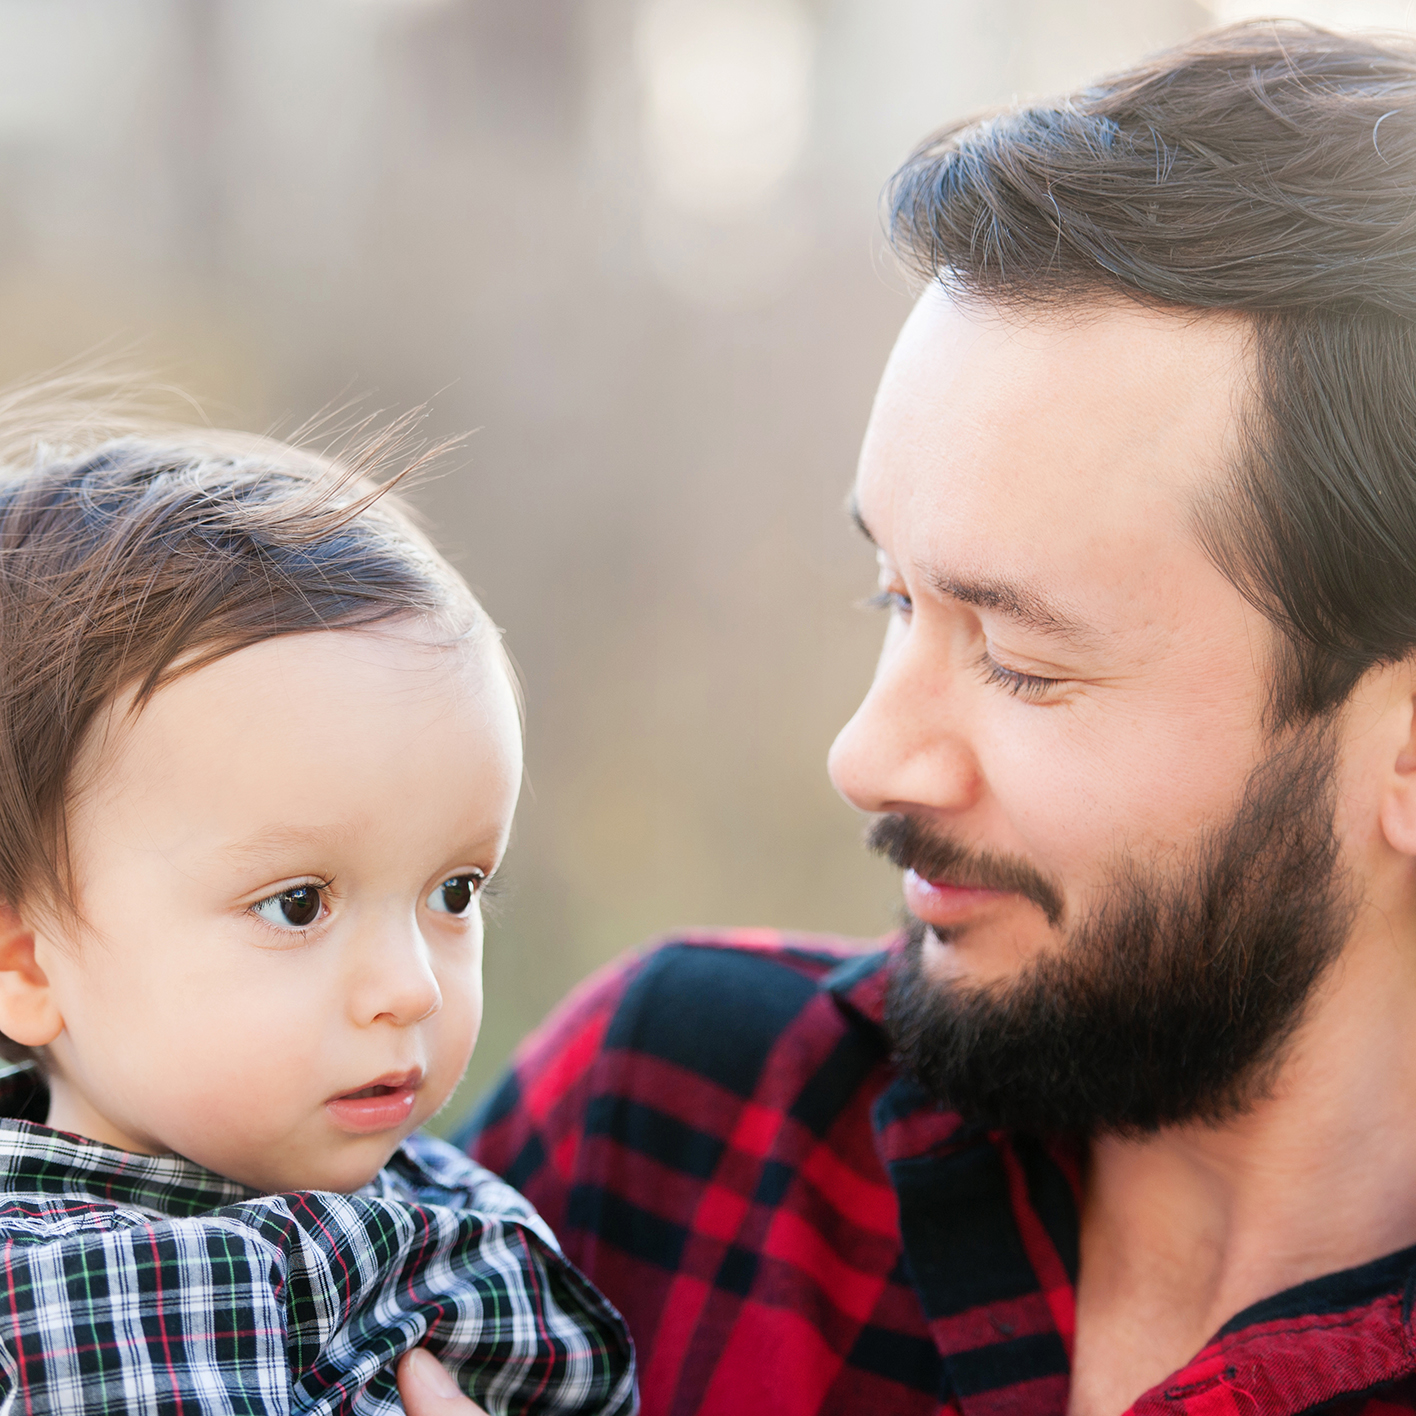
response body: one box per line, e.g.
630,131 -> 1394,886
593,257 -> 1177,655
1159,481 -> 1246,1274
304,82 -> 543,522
172,1081 -> 456,1194
194,1134 -> 407,1196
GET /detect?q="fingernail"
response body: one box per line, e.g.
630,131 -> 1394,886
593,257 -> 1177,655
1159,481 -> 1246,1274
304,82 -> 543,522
406,1346 -> 461,1397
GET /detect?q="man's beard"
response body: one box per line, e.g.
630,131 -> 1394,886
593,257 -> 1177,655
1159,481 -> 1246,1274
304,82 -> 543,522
879,724 -> 1355,1136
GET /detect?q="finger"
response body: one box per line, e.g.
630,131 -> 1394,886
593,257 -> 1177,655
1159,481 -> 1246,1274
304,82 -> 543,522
396,1347 -> 488,1415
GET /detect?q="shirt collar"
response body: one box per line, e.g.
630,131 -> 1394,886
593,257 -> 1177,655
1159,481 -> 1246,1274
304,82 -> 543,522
822,940 -> 896,1033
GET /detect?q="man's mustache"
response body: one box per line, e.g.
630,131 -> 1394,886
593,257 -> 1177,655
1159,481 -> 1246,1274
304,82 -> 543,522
867,815 -> 1066,927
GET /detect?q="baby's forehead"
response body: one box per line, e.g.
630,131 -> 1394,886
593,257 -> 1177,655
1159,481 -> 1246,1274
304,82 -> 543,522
73,619 -> 516,799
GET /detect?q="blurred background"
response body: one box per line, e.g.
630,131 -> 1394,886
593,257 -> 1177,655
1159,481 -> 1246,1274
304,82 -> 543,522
0,0 -> 1407,1121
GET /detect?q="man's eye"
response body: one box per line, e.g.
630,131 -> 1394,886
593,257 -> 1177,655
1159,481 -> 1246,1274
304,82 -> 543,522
978,653 -> 1066,702
252,886 -> 324,931
427,873 -> 485,917
865,589 -> 913,615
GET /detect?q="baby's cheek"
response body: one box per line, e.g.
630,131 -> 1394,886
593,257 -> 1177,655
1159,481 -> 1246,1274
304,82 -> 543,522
164,988 -> 310,1098
430,963 -> 483,1096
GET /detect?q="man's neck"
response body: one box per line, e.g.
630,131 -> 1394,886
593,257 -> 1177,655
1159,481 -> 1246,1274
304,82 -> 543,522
1067,920 -> 1416,1416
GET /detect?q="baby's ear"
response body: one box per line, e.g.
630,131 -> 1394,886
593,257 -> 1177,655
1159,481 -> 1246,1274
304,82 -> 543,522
0,904 -> 62,1049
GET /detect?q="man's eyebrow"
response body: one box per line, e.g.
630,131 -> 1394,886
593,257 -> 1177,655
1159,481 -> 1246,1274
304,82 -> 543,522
928,572 -> 1091,641
847,493 -> 1093,643
849,496 -> 877,546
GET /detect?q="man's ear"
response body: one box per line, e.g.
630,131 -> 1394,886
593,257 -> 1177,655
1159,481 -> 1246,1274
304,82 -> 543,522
0,904 -> 62,1049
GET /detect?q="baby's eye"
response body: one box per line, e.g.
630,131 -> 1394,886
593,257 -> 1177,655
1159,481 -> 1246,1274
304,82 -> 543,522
252,886 -> 324,931
427,873 -> 485,917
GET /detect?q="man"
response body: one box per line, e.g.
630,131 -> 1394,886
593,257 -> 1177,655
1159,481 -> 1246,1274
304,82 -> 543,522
456,21 -> 1416,1416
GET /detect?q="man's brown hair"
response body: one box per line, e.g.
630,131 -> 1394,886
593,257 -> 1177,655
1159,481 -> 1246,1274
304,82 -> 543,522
0,391 -> 487,1061
887,21 -> 1416,723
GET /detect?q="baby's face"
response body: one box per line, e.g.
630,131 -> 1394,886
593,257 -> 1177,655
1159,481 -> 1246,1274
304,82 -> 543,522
32,618 -> 521,1193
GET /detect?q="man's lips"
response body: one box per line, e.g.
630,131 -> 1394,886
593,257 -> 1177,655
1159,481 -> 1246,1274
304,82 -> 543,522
325,1070 -> 423,1135
904,868 -> 1014,925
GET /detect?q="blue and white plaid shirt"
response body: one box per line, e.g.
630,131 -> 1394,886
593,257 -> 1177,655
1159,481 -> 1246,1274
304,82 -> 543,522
0,1067 -> 636,1415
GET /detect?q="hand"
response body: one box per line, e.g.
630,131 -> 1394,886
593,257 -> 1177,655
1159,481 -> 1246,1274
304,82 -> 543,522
397,1348 -> 488,1415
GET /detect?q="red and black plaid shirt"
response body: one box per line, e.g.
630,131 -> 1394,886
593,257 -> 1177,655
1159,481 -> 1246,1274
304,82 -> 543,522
460,931 -> 1416,1415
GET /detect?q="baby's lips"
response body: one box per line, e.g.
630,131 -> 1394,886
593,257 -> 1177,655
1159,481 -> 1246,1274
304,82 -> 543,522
328,1067 -> 425,1104
325,1069 -> 425,1136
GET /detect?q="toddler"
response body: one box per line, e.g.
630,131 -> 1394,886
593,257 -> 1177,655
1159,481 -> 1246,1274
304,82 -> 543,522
0,404 -> 635,1414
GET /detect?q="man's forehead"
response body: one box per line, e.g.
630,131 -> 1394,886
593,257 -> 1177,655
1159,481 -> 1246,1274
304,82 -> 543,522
853,289 -> 1255,635
868,285 -> 1251,474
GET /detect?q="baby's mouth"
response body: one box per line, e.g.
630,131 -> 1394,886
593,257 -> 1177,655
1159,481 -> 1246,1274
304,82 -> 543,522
329,1069 -> 424,1103
326,1070 -> 424,1134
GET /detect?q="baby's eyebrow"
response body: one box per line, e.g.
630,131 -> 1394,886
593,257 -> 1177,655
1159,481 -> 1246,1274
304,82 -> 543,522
218,825 -> 352,866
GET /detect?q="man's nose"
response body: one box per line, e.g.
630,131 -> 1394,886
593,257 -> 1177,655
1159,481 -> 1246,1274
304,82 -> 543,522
347,922 -> 443,1028
827,625 -> 983,817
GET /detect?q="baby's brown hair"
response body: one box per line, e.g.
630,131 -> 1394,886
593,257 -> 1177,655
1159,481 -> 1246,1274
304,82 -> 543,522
0,387 -> 490,1064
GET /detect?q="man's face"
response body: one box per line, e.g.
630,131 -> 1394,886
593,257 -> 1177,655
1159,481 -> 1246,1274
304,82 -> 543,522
827,289 -> 1362,1128
831,289 -> 1272,971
